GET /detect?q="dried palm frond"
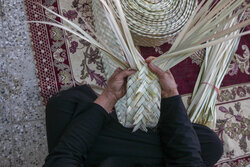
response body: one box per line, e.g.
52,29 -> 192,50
152,0 -> 250,71
98,0 -> 161,131
187,17 -> 241,129
28,0 -> 250,132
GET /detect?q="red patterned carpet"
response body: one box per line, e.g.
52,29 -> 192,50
24,0 -> 250,166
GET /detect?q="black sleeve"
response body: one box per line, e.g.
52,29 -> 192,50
43,102 -> 110,167
158,95 -> 206,167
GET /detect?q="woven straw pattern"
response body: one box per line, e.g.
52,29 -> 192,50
92,0 -> 161,132
111,0 -> 197,46
92,0 -> 130,128
92,1 -> 125,74
116,66 -> 161,131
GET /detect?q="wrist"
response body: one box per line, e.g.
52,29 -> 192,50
162,89 -> 179,98
102,89 -> 118,103
94,90 -> 117,113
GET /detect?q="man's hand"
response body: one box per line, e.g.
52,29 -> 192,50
146,56 -> 179,98
94,68 -> 135,113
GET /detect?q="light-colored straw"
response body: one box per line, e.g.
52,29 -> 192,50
109,0 -> 197,46
187,17 -> 241,129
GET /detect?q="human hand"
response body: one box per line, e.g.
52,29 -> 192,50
146,56 -> 179,98
104,68 -> 136,101
94,68 -> 135,113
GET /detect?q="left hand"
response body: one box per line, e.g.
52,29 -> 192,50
146,56 -> 179,98
94,68 -> 135,113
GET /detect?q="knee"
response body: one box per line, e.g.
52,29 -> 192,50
47,85 -> 96,107
45,86 -> 78,109
208,130 -> 223,159
46,93 -> 62,110
45,91 -> 72,116
205,129 -> 223,166
99,157 -> 134,167
193,124 -> 223,166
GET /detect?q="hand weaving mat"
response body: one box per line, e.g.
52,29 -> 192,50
24,0 -> 250,166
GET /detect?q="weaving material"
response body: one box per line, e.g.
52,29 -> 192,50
118,67 -> 161,131
187,17 -> 241,129
92,0 -> 162,131
100,0 -> 197,47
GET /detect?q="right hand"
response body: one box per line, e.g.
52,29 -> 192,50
146,56 -> 179,98
94,68 -> 135,113
104,68 -> 135,101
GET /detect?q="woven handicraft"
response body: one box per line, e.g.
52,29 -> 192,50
92,0 -> 163,132
109,0 -> 197,47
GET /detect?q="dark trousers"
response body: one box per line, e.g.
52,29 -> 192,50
45,85 -> 223,167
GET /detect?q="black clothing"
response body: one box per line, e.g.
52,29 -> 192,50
44,85 -> 223,167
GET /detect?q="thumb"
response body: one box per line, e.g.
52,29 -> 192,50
145,56 -> 156,63
117,69 -> 136,79
148,62 -> 164,77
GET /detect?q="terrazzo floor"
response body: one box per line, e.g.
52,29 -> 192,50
0,0 -> 48,166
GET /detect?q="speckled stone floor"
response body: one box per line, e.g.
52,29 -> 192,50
0,0 -> 48,166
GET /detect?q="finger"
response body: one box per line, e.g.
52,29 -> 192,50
166,69 -> 174,78
165,70 -> 172,75
112,68 -> 122,76
148,62 -> 164,77
80,80 -> 87,85
117,70 -> 136,80
145,56 -> 156,63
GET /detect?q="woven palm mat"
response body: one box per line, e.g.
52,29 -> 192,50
24,0 -> 250,166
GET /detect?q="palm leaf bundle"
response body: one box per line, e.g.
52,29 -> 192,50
188,17 -> 241,129
28,0 -> 250,132
152,0 -> 250,70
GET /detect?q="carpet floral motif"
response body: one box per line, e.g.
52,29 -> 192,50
218,85 -> 250,102
213,84 -> 250,166
60,0 -> 106,89
216,102 -> 250,153
228,45 -> 250,76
